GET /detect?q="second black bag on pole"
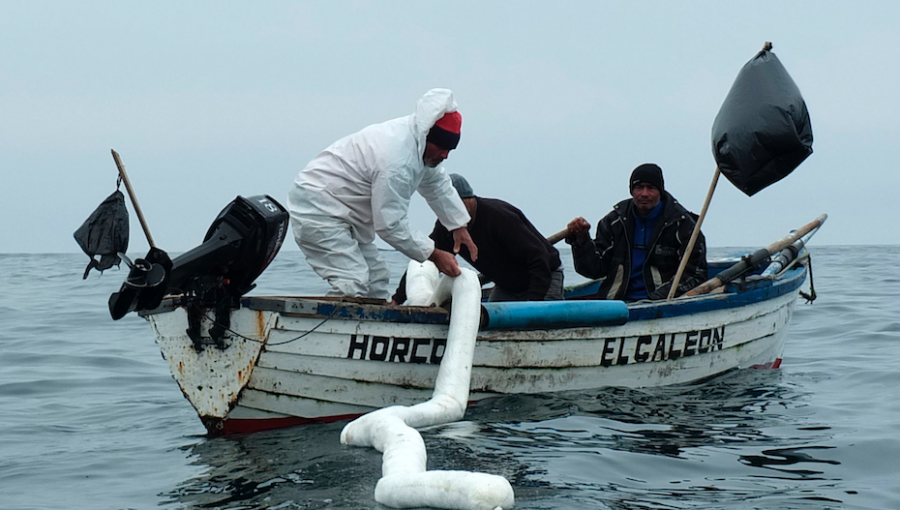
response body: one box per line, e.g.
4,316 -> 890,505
711,47 -> 813,197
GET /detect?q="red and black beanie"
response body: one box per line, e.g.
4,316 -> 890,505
426,111 -> 462,150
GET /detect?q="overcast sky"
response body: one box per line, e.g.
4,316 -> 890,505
2,1 -> 897,256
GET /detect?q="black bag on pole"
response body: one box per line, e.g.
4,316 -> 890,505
74,190 -> 130,279
711,46 -> 813,196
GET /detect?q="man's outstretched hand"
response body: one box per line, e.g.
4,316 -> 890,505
452,226 -> 478,261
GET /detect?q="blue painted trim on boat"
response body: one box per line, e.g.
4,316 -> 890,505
314,302 -> 452,325
626,266 -> 806,322
240,265 -> 807,330
481,300 -> 629,329
562,259 -> 767,300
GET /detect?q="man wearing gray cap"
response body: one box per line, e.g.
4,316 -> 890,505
392,173 -> 564,304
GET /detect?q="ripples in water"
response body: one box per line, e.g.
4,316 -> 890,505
3,247 -> 900,509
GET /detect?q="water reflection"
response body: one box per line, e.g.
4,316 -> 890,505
163,423 -> 381,509
740,446 -> 840,477
164,369 -> 842,509
473,369 -> 820,450
464,368 -> 843,508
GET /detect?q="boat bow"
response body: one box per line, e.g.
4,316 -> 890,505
149,307 -> 277,432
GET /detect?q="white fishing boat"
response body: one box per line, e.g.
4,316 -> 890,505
107,195 -> 823,435
93,43 -> 821,438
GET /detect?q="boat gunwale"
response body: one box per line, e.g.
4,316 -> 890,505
140,264 -> 807,333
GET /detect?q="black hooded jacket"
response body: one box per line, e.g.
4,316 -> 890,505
569,192 -> 707,300
393,196 -> 561,303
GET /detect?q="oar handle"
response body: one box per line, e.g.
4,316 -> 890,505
546,228 -> 570,245
764,214 -> 827,255
111,149 -> 156,249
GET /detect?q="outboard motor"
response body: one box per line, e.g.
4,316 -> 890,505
109,195 -> 289,347
167,195 -> 288,298
108,247 -> 174,319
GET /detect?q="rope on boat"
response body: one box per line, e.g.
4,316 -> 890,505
765,248 -> 816,304
200,304 -> 339,346
799,254 -> 817,303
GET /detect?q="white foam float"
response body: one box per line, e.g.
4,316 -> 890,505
340,261 -> 515,510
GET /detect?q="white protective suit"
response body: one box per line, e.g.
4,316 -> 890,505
287,88 -> 471,300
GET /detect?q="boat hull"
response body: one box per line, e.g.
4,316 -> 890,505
146,266 -> 806,435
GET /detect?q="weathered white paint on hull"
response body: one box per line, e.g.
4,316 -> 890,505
235,299 -> 792,416
149,307 -> 277,431
147,273 -> 802,434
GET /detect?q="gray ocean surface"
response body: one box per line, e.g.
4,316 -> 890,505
1,245 -> 899,510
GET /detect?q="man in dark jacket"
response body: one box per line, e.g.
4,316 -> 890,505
566,163 -> 707,301
392,174 -> 563,304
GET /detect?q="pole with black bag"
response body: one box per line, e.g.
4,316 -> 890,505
667,42 -> 815,300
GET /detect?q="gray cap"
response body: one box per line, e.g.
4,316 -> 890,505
449,173 -> 475,199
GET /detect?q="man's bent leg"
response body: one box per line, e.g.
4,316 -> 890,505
543,268 -> 565,300
358,241 -> 391,301
489,268 -> 565,301
293,214 -> 371,297
488,286 -> 528,302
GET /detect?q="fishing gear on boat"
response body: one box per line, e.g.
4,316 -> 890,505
685,214 -> 826,297
760,224 -> 822,278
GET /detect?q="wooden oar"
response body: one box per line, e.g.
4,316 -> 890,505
666,167 -> 721,300
111,149 -> 156,249
683,213 -> 827,297
546,228 -> 570,245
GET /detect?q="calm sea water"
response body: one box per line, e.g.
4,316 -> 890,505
1,245 -> 898,510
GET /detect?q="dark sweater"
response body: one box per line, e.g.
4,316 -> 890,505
393,197 -> 561,303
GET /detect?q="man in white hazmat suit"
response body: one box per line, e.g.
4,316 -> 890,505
287,88 -> 478,300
